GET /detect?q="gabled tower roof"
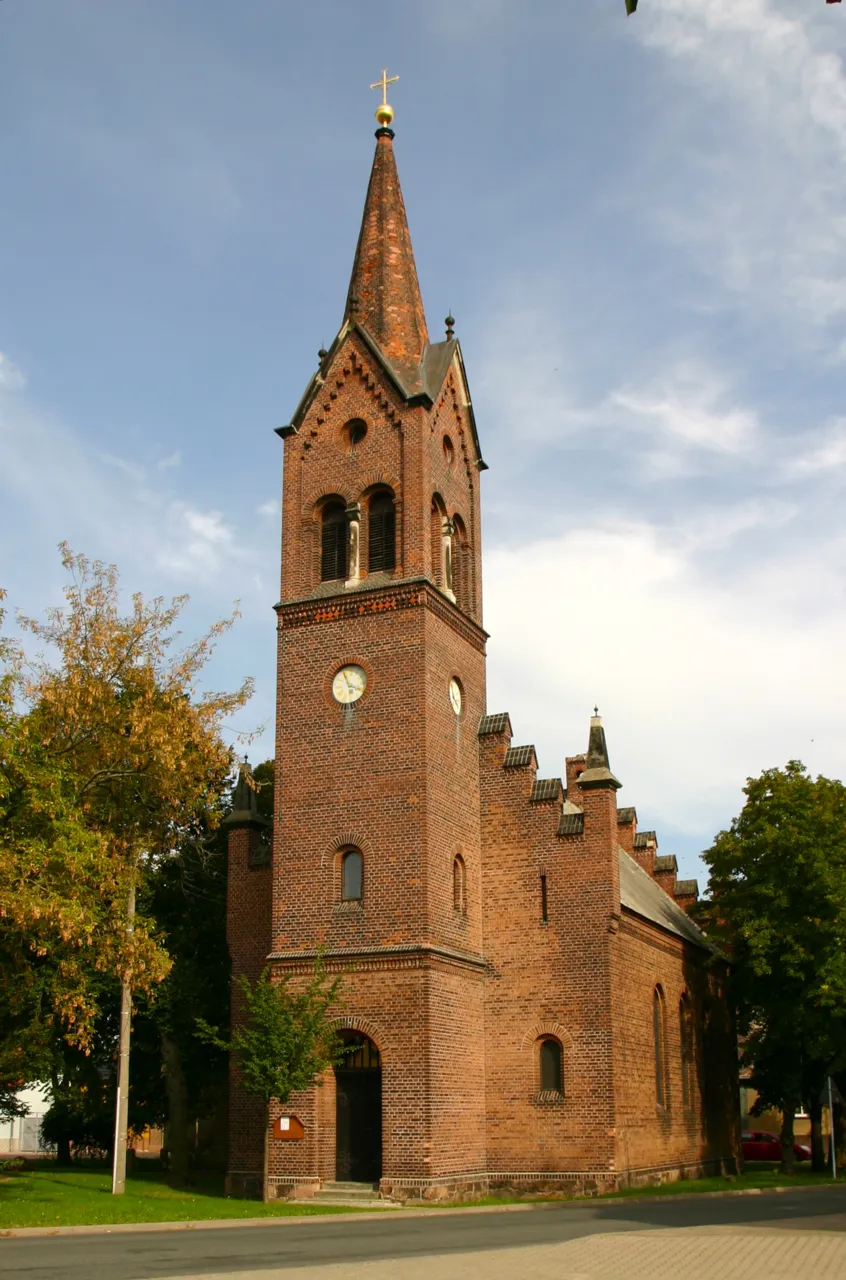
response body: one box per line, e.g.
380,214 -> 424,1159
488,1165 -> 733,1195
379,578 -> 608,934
345,127 -> 429,385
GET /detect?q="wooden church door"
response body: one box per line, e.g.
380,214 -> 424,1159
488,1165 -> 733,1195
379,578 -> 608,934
335,1033 -> 382,1183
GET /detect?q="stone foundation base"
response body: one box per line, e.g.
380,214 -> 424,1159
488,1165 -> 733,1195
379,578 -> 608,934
379,1157 -> 739,1204
227,1157 -> 739,1204
266,1176 -> 321,1200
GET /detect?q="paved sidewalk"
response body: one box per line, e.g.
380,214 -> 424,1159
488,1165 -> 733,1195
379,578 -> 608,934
153,1226 -> 846,1280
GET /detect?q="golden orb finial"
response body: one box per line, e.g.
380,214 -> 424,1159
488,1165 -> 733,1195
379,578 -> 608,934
370,68 -> 399,130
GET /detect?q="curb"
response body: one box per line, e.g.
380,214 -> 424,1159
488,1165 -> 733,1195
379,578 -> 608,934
0,1179 -> 841,1240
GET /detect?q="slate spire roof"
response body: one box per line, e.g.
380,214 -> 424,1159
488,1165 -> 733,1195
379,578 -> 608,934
281,123 -> 486,470
345,128 -> 429,388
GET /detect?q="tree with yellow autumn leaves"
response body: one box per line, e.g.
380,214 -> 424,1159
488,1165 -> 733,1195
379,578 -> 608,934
0,545 -> 253,1190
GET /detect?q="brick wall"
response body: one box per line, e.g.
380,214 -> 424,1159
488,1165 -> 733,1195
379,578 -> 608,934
225,826 -> 272,1194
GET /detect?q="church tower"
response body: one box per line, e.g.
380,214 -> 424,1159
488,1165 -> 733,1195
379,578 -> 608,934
225,81 -> 740,1203
250,85 -> 489,1198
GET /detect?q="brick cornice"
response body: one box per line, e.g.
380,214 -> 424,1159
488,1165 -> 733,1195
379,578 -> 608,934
275,578 -> 488,653
267,941 -> 489,974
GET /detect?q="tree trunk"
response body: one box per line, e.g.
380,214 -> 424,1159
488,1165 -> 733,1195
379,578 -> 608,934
161,1033 -> 190,1187
55,1136 -> 72,1166
111,881 -> 135,1196
779,1106 -> 797,1175
263,1102 -> 270,1204
810,1094 -> 826,1172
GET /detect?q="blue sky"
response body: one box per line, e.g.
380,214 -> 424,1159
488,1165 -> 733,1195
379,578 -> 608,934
2,0 -> 845,883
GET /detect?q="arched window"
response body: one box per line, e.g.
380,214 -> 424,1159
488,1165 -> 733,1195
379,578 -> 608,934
368,491 -> 396,574
341,849 -> 363,901
453,855 -> 466,914
321,501 -> 348,582
653,986 -> 668,1109
680,994 -> 695,1111
452,513 -> 470,612
539,1038 -> 563,1095
431,494 -> 451,593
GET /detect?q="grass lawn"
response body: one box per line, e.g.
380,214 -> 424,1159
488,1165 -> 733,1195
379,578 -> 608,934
1,1161 -> 840,1229
0,1165 -> 363,1229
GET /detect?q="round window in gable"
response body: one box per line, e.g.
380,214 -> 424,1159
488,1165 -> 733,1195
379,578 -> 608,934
443,435 -> 455,466
342,418 -> 368,454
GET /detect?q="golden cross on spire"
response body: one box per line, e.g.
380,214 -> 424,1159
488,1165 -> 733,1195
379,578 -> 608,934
370,68 -> 399,106
370,68 -> 399,129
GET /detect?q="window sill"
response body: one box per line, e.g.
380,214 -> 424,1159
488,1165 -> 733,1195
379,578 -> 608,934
333,900 -> 364,915
532,1091 -> 564,1107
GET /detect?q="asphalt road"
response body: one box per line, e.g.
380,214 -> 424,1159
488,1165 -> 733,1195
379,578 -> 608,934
1,1188 -> 845,1280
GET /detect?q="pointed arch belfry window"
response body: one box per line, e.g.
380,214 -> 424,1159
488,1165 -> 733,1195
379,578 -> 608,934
368,491 -> 396,574
452,513 -> 471,613
430,494 -> 454,600
321,501 -> 348,582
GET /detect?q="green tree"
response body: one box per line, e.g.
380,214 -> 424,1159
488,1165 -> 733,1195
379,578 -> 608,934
0,548 -> 253,1189
701,761 -> 846,1173
198,958 -> 345,1202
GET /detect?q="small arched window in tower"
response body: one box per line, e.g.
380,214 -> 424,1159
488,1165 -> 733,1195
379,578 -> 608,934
321,500 -> 348,582
368,490 -> 396,574
342,418 -> 367,455
539,1038 -> 563,1096
443,435 -> 455,467
654,985 -> 668,1109
453,854 -> 466,915
341,849 -> 363,901
680,994 -> 695,1111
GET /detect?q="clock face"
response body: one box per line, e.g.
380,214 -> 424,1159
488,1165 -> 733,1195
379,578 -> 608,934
332,664 -> 367,705
449,677 -> 463,716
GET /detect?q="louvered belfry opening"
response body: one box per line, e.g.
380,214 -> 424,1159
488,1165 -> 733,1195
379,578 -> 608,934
368,491 -> 396,574
321,500 -> 348,581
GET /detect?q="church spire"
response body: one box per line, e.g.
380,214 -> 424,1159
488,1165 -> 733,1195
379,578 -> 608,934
345,96 -> 429,382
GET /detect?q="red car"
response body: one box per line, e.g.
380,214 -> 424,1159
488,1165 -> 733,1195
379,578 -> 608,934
742,1130 -> 812,1162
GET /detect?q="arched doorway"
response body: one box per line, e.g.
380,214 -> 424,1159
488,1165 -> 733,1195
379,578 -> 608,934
335,1032 -> 382,1183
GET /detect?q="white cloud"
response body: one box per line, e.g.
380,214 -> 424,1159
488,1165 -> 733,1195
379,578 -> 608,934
157,451 -> 182,471
778,417 -> 846,481
0,353 -> 26,392
633,0 -> 846,344
154,504 -> 240,581
256,500 -> 279,517
99,453 -> 147,483
475,302 -> 762,479
610,364 -> 760,458
484,514 -> 846,872
0,384 -> 268,595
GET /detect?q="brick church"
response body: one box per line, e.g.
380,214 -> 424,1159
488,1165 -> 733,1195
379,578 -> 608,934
225,91 -> 739,1202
